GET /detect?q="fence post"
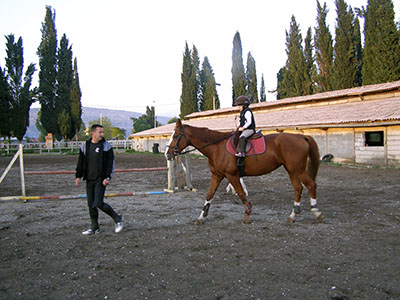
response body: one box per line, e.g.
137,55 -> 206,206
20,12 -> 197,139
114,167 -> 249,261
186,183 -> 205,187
18,143 -> 26,196
165,160 -> 175,192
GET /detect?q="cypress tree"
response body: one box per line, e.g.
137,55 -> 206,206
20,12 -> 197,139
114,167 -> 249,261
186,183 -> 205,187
180,42 -> 194,118
0,66 -> 11,138
331,0 -> 358,90
5,34 -> 36,141
314,1 -> 334,92
276,67 -> 288,100
304,27 -> 314,95
362,0 -> 400,84
231,31 -> 246,105
353,17 -> 363,86
277,16 -> 308,98
56,34 -> 74,140
70,57 -> 82,140
259,74 -> 266,102
191,45 -> 200,112
246,52 -> 258,102
200,56 -> 219,111
37,6 -> 58,137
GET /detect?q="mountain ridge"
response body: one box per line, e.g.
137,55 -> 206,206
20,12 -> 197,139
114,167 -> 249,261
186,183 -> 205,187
26,106 -> 171,138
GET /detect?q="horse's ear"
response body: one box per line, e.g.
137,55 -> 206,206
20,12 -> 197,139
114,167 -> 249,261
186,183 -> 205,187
176,119 -> 182,128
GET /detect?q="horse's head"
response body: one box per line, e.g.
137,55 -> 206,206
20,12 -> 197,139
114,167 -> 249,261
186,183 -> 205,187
165,119 -> 189,160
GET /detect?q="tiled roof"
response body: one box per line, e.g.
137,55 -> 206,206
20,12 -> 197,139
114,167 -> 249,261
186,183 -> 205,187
131,81 -> 400,138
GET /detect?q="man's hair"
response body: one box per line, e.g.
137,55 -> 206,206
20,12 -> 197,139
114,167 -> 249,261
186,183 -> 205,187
91,124 -> 104,132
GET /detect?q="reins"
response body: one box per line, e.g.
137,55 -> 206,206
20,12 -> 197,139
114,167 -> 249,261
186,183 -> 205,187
174,125 -> 235,156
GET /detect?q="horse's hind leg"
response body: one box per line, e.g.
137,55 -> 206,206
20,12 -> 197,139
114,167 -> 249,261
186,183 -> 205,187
226,175 -> 252,224
288,175 -> 303,223
299,173 -> 323,222
195,174 -> 223,224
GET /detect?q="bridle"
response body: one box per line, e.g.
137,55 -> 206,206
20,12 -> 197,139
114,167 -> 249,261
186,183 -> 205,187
167,125 -> 235,157
171,125 -> 187,156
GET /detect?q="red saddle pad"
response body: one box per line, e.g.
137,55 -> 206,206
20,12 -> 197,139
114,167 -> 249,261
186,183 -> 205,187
226,134 -> 266,156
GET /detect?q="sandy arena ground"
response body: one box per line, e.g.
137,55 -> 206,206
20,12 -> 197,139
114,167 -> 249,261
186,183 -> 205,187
0,152 -> 399,300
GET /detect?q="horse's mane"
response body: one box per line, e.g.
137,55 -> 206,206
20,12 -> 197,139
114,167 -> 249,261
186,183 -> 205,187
185,125 -> 231,143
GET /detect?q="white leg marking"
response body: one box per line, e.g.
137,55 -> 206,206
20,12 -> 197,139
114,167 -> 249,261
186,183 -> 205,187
226,178 -> 248,196
289,209 -> 296,220
198,200 -> 211,220
310,198 -> 322,218
240,177 -> 249,196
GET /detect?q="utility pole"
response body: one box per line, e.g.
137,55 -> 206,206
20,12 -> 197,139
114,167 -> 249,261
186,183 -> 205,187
153,100 -> 156,128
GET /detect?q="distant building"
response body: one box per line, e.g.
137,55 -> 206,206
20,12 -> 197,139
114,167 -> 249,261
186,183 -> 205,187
130,81 -> 400,167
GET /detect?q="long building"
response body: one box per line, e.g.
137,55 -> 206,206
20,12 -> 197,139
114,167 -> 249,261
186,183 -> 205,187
130,80 -> 400,167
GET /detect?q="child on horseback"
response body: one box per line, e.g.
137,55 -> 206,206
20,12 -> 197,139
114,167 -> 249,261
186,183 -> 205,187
235,95 -> 256,157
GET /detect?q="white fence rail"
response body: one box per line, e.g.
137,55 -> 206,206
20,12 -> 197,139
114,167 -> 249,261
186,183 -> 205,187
0,140 -> 135,155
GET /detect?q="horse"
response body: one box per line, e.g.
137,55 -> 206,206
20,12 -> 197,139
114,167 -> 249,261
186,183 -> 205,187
165,119 -> 323,224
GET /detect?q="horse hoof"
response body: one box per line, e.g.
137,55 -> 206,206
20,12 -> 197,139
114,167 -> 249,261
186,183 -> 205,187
242,218 -> 251,224
194,219 -> 204,225
316,214 -> 323,222
287,217 -> 295,223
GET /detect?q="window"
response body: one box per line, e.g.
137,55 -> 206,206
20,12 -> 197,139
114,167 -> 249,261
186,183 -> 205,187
365,131 -> 384,147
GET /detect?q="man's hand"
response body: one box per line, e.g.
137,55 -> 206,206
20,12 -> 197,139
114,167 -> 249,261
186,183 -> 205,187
238,126 -> 245,131
75,178 -> 81,186
102,178 -> 110,186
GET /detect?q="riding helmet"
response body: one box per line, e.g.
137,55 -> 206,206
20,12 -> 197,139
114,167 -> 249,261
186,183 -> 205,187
235,95 -> 250,106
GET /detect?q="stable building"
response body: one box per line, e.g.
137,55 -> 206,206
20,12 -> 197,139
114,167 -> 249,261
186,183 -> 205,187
130,80 -> 400,168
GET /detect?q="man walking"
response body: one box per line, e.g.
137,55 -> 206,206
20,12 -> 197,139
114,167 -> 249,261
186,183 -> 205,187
75,124 -> 123,235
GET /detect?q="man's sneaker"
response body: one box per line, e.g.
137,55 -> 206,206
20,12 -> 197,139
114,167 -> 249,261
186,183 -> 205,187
82,228 -> 100,235
115,220 -> 124,233
235,152 -> 245,157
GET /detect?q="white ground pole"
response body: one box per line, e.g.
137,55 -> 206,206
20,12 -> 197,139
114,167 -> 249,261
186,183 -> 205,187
0,143 -> 26,196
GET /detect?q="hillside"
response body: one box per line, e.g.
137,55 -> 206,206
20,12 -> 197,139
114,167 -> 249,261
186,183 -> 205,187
26,107 -> 171,138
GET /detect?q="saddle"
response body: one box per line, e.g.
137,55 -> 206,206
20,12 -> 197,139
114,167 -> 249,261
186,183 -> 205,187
226,130 -> 266,157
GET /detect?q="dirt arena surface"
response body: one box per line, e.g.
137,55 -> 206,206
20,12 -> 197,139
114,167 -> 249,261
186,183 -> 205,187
0,152 -> 399,300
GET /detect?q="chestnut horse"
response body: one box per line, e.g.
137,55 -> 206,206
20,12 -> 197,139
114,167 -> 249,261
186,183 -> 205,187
165,120 -> 323,224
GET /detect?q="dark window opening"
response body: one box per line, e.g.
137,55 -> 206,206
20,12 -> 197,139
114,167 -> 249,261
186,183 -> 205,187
365,131 -> 384,147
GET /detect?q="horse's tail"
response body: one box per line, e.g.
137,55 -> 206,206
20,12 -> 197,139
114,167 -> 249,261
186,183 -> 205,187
305,135 -> 320,181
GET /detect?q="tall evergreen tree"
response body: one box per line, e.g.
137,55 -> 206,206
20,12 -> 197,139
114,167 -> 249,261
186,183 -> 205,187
131,106 -> 160,133
331,0 -> 358,90
231,31 -> 246,105
362,0 -> 400,84
246,52 -> 258,102
37,6 -> 58,137
56,34 -> 74,140
0,66 -> 12,137
353,17 -> 363,86
314,1 -> 334,92
259,74 -> 266,102
304,27 -> 314,95
5,34 -> 36,141
200,56 -> 219,111
179,42 -> 197,119
70,57 -> 82,140
276,67 -> 287,100
277,16 -> 308,98
191,45 -> 201,111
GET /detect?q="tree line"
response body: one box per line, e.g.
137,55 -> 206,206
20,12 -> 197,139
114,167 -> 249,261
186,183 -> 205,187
179,0 -> 400,118
277,0 -> 400,98
0,6 -> 83,142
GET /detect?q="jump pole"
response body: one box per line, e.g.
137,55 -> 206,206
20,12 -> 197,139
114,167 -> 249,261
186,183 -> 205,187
25,167 -> 168,175
0,191 -> 167,202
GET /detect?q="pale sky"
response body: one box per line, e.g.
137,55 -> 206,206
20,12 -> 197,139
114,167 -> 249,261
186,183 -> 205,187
1,0 -> 399,117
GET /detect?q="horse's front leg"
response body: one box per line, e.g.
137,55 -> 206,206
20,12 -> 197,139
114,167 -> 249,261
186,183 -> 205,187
195,174 -> 223,225
226,175 -> 252,224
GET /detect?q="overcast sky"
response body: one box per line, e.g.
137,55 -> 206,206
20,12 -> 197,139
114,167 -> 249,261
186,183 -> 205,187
1,0 -> 399,117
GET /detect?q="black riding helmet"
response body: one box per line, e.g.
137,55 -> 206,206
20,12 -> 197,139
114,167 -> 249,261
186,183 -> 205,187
235,95 -> 250,107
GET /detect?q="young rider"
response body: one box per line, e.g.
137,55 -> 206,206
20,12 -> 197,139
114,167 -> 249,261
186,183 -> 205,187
235,95 -> 256,157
